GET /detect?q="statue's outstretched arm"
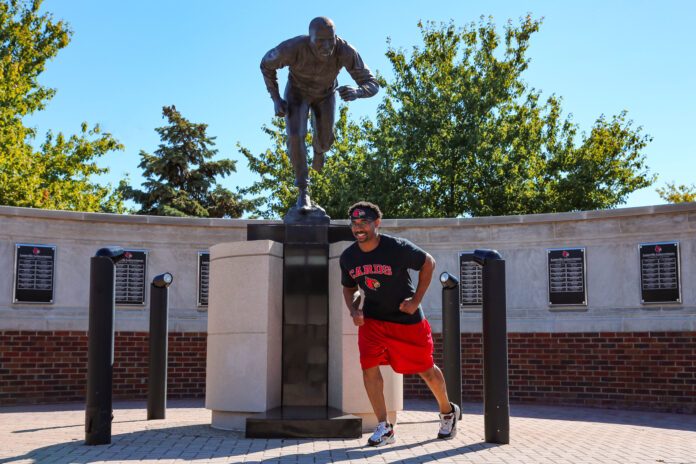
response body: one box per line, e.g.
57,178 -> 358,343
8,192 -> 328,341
338,47 -> 379,102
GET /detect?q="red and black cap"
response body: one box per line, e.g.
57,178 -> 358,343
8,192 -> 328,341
350,207 -> 379,221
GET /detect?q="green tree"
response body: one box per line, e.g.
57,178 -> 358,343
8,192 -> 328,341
120,105 -> 252,217
656,182 -> 696,203
0,0 -> 125,212
240,105 -> 371,218
367,17 -> 655,217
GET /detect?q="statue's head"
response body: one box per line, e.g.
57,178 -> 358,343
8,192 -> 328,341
309,17 -> 336,60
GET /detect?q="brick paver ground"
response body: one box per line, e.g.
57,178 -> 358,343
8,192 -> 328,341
1,399 -> 694,463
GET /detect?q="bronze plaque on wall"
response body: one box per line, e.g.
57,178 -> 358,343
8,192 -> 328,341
640,242 -> 680,303
547,247 -> 587,306
458,251 -> 482,308
13,244 -> 56,303
115,249 -> 147,305
198,251 -> 210,308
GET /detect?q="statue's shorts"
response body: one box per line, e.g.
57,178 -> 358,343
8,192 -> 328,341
358,318 -> 434,375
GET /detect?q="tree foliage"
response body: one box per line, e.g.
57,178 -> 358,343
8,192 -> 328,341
367,17 -> 655,217
0,0 -> 125,212
242,17 -> 655,219
120,106 -> 252,217
239,106 -> 371,218
656,182 -> 696,203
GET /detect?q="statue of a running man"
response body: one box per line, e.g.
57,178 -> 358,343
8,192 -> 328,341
261,17 -> 379,214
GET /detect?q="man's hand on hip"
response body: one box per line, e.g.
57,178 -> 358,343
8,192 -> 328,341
399,297 -> 419,315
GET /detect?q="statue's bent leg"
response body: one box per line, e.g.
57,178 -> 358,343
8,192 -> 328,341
310,93 -> 336,173
285,88 -> 311,188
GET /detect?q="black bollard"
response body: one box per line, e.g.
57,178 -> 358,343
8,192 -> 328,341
439,272 -> 462,412
85,247 -> 125,446
148,273 -> 173,420
474,249 -> 510,444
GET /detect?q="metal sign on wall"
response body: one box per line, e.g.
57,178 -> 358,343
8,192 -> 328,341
13,244 -> 56,303
547,247 -> 587,306
115,249 -> 147,305
639,242 -> 680,304
458,251 -> 482,308
198,251 -> 210,307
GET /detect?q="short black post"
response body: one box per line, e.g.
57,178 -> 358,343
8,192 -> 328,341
85,247 -> 125,446
148,273 -> 173,420
440,272 -> 462,411
474,249 -> 510,444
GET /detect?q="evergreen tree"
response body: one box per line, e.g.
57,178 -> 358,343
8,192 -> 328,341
120,106 -> 252,217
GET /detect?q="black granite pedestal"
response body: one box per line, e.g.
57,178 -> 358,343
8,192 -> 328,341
246,406 -> 361,438
245,215 -> 358,438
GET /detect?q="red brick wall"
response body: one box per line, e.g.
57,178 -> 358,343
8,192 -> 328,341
0,331 -> 206,405
3,330 -> 694,412
404,332 -> 696,414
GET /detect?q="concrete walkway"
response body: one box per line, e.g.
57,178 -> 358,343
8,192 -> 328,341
1,399 -> 694,464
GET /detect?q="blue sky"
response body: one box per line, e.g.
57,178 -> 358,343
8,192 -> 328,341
26,0 -> 696,213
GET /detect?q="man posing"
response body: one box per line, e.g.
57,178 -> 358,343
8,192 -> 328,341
340,201 -> 461,446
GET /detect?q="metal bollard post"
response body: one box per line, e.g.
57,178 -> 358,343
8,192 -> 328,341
439,272 -> 462,412
147,273 -> 173,420
474,249 -> 510,444
85,247 -> 125,446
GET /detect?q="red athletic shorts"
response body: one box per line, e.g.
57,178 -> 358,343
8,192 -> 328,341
358,318 -> 434,374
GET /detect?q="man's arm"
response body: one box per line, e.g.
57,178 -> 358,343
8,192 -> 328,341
342,285 -> 364,326
399,253 -> 435,315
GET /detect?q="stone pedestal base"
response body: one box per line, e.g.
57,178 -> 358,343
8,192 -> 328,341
205,238 -> 403,433
245,407 -> 361,438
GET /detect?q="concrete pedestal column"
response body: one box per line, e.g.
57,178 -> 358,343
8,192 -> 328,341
205,240 -> 283,430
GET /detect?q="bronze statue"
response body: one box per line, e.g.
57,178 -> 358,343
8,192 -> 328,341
261,17 -> 379,216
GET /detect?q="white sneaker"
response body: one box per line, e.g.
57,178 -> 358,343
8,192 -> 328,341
367,421 -> 395,447
438,402 -> 460,439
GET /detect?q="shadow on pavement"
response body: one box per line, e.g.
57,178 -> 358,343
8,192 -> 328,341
507,403 -> 696,432
407,398 -> 696,432
0,424 -> 499,464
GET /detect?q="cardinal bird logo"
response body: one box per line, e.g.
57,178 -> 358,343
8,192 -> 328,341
365,277 -> 381,290
655,245 -> 662,253
352,208 -> 366,218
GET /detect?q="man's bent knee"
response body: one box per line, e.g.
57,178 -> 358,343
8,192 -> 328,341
418,366 -> 438,381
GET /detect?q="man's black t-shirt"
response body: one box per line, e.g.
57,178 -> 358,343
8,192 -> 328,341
340,234 -> 427,325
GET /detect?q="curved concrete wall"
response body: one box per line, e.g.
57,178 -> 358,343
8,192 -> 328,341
2,203 -> 694,334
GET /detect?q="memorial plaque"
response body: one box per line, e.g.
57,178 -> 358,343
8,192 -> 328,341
458,251 -> 482,308
639,242 -> 680,303
115,249 -> 147,305
547,247 -> 586,306
13,244 -> 56,303
198,251 -> 210,307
